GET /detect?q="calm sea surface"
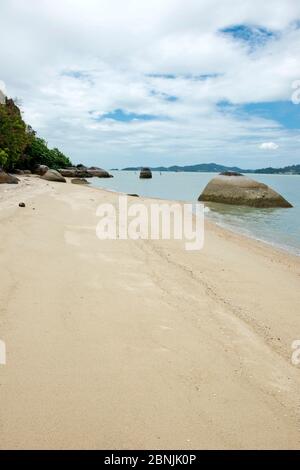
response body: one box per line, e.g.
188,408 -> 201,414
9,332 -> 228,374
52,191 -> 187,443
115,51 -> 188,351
90,171 -> 300,255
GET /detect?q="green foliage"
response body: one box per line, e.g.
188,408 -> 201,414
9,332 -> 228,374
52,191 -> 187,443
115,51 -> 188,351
24,137 -> 72,170
48,147 -> 72,169
0,149 -> 8,168
0,98 -> 72,171
0,99 -> 31,170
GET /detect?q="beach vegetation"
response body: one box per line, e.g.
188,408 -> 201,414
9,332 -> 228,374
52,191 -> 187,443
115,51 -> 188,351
24,136 -> 72,170
0,149 -> 8,168
0,97 -> 72,171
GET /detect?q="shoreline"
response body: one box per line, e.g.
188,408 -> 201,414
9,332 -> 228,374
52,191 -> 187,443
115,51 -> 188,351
206,217 -> 300,259
2,174 -> 300,259
91,177 -> 300,260
1,176 -> 300,449
10,174 -> 300,260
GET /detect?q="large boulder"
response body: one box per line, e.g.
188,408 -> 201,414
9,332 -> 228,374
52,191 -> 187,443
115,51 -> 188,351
76,164 -> 88,170
34,165 -> 49,176
59,167 -> 92,178
59,166 -> 112,178
59,168 -> 78,177
87,167 -> 113,178
41,169 -> 66,183
139,167 -> 152,179
198,172 -> 292,208
0,170 -> 19,184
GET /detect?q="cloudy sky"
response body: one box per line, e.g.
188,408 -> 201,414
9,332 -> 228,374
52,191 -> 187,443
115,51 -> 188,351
1,0 -> 300,169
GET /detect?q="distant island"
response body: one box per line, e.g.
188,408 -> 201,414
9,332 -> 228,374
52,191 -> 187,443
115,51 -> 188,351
122,163 -> 300,175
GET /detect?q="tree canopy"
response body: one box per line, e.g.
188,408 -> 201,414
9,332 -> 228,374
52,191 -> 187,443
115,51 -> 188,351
0,97 -> 72,171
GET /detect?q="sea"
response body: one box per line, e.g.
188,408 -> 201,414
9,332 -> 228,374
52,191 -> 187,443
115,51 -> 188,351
90,171 -> 300,256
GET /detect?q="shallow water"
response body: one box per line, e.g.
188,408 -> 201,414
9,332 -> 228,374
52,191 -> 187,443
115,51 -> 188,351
90,171 -> 300,255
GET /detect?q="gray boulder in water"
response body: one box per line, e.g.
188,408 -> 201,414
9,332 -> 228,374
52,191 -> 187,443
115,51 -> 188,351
139,167 -> 152,179
198,172 -> 292,208
41,169 -> 66,183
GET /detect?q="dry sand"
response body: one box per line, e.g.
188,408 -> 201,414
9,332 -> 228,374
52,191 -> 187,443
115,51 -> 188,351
0,175 -> 300,449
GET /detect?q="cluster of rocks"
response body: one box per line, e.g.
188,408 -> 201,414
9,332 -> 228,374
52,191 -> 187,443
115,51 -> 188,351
1,163 -> 113,184
34,164 -> 113,183
0,165 -> 48,183
199,172 -> 293,208
58,165 -> 113,179
0,164 -> 113,184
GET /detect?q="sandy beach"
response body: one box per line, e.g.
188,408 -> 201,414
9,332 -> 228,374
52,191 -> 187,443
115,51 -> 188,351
0,175 -> 300,449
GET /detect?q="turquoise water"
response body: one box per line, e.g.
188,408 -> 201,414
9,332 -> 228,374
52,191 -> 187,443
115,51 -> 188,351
90,171 -> 300,255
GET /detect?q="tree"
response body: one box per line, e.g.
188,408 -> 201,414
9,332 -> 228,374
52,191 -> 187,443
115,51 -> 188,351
0,149 -> 8,169
0,98 -> 72,171
0,98 -> 30,170
48,147 -> 72,169
24,137 -> 72,170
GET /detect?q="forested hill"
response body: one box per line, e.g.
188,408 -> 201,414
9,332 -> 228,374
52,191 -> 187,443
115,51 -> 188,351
122,163 -> 300,175
0,95 -> 72,171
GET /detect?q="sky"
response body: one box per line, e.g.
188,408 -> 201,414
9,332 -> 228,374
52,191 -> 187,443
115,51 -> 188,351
0,0 -> 300,169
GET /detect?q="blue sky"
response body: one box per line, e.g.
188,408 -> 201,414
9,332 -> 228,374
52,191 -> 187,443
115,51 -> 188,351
241,102 -> 300,130
1,0 -> 300,169
99,109 -> 161,122
218,100 -> 300,129
220,24 -> 278,50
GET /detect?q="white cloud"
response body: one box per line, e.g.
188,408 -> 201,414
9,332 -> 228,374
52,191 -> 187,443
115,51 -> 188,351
260,142 -> 280,150
0,0 -> 300,168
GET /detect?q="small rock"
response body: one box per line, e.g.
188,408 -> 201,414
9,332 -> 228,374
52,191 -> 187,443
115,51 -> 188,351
19,202 -> 26,208
71,178 -> 90,185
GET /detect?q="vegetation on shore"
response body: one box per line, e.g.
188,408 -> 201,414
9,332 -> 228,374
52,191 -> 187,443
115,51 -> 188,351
0,97 -> 72,171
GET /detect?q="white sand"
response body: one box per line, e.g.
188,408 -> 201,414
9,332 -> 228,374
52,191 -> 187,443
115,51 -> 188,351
0,176 -> 300,449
